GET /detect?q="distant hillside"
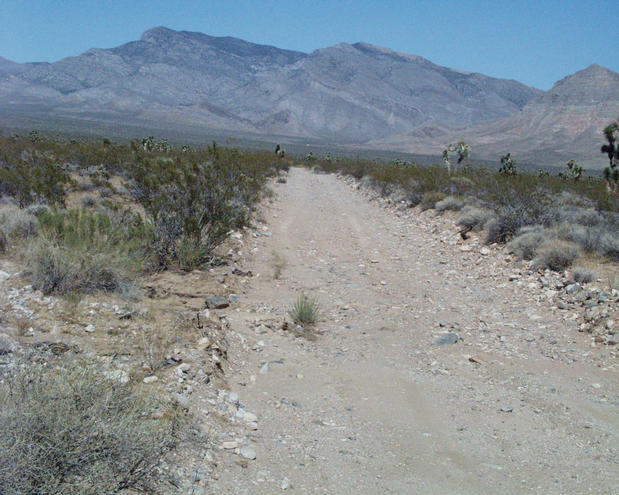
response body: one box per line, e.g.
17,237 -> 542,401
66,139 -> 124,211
0,27 -> 616,167
373,65 -> 619,168
0,27 -> 539,140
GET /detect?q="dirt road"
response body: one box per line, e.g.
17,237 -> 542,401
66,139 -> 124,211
214,168 -> 617,494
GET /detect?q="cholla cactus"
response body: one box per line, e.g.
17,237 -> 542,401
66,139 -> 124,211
499,153 -> 517,176
601,120 -> 618,192
442,141 -> 471,174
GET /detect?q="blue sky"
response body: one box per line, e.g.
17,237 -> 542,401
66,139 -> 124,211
0,0 -> 616,89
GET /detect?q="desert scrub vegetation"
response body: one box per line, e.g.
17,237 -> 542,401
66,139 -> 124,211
0,134 -> 277,289
309,153 -> 618,269
0,357 -> 183,494
288,294 -> 321,327
25,208 -> 152,295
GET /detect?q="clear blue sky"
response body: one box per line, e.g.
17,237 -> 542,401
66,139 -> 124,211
0,0 -> 616,90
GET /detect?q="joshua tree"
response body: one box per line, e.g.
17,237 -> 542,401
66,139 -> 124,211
565,159 -> 584,181
601,120 -> 619,192
499,153 -> 517,176
442,141 -> 471,175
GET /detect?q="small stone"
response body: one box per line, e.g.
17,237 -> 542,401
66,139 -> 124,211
229,294 -> 240,303
222,441 -> 238,450
206,296 -> 229,309
557,301 -> 567,310
239,445 -> 256,460
229,392 -> 239,404
591,383 -> 602,389
260,362 -> 270,374
85,324 -> 95,333
243,412 -> 257,423
178,363 -> 191,373
500,406 -> 513,413
433,333 -> 459,346
173,393 -> 190,409
255,324 -> 269,334
143,375 -> 158,384
278,477 -> 291,490
103,369 -> 130,385
0,270 -> 10,282
459,245 -> 472,252
479,246 -> 490,255
566,284 -> 581,295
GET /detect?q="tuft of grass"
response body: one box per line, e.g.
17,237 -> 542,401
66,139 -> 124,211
533,240 -> 581,271
420,191 -> 446,211
271,251 -> 287,280
507,226 -> 547,260
288,294 -> 321,327
573,267 -> 596,284
435,195 -> 465,212
0,205 -> 39,243
0,358 -> 183,495
456,206 -> 494,231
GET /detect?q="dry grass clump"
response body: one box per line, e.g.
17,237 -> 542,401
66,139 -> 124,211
507,226 -> 548,260
0,358 -> 182,495
573,267 -> 597,284
0,205 -> 39,242
435,195 -> 465,212
271,251 -> 287,280
456,205 -> 494,231
288,294 -> 321,327
26,238 -> 136,297
420,191 -> 446,211
533,240 -> 581,271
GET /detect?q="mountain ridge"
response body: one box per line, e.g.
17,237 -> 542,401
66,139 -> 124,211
0,27 -> 615,167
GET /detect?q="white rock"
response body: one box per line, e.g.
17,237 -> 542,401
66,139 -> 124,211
222,441 -> 238,450
85,324 -> 95,333
0,270 -> 10,282
243,412 -> 257,423
143,376 -> 158,384
239,445 -> 256,460
103,370 -> 130,385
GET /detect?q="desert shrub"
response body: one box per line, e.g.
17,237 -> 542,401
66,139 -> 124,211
533,240 -> 581,271
25,203 -> 51,217
435,195 -> 465,212
507,226 -> 548,260
420,191 -> 446,211
573,267 -> 596,284
26,209 -> 151,295
0,231 -> 6,254
555,223 -> 619,261
288,294 -> 321,327
0,153 -> 69,206
0,205 -> 39,241
456,206 -> 494,231
81,195 -> 97,207
0,358 -> 182,494
558,205 -> 603,227
485,190 -> 558,244
128,149 -> 273,269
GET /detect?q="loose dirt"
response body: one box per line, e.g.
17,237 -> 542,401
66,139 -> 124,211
211,168 -> 617,494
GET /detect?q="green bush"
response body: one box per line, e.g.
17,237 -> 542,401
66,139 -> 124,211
288,294 -> 321,327
0,358 -> 182,494
0,153 -> 69,206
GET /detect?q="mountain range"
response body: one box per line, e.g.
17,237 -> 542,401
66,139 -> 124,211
1,26 -> 617,168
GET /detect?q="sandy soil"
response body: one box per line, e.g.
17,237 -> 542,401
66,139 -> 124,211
210,167 -> 616,494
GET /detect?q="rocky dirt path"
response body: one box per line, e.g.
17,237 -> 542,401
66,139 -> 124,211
213,168 -> 617,494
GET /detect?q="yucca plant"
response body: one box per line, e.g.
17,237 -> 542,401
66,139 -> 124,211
288,294 -> 321,327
